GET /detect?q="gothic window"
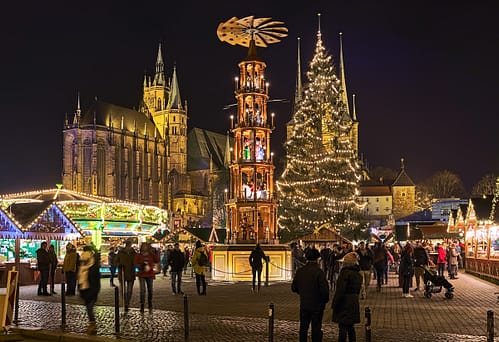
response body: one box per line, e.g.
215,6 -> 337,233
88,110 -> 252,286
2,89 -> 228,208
157,98 -> 162,111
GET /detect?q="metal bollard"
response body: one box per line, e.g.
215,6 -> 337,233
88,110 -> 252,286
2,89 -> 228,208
184,294 -> 189,341
265,258 -> 269,287
487,310 -> 494,342
268,302 -> 274,342
61,281 -> 66,329
114,286 -> 120,333
365,307 -> 372,342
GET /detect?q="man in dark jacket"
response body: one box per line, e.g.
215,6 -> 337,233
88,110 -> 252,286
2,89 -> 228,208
36,241 -> 51,296
114,239 -> 136,311
332,252 -> 362,342
292,247 -> 329,342
249,243 -> 267,292
169,243 -> 185,295
319,243 -> 332,276
413,240 -> 429,291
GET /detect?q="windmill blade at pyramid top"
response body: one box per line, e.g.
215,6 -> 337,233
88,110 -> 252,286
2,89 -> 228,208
217,16 -> 288,48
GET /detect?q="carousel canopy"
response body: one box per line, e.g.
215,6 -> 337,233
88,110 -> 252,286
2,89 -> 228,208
0,188 -> 169,240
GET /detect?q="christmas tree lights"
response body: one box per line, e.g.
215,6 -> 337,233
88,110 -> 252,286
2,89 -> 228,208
277,27 -> 364,238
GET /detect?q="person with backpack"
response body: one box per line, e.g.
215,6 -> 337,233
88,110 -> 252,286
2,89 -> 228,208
192,240 -> 207,295
77,244 -> 101,335
249,243 -> 267,293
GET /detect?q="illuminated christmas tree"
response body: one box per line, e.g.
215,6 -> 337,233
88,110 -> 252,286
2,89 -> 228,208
277,26 -> 364,239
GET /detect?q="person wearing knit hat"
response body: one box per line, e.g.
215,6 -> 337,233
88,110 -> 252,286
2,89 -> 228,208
292,247 -> 329,341
342,252 -> 359,266
332,249 -> 362,341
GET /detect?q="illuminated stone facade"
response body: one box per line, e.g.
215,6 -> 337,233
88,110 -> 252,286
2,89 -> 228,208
62,45 -> 188,212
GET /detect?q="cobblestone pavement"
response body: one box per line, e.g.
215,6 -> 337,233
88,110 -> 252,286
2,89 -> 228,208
11,270 -> 499,341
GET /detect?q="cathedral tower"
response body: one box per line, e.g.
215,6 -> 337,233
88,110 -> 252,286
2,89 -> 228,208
142,44 -> 187,174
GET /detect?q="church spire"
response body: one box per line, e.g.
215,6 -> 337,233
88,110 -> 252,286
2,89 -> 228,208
153,43 -> 165,86
73,92 -> 81,125
293,37 -> 303,113
224,131 -> 231,168
339,32 -> 350,117
352,93 -> 357,121
166,64 -> 183,110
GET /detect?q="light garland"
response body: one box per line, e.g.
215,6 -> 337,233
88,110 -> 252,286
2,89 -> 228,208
277,27 -> 364,236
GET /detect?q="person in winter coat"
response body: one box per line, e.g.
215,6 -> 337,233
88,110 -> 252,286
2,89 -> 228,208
62,243 -> 79,296
108,247 -> 117,287
447,243 -> 459,279
413,241 -> 429,291
114,239 -> 136,311
436,242 -> 447,277
332,252 -> 362,342
36,241 -> 51,296
191,240 -> 208,295
399,243 -> 415,298
77,245 -> 101,335
249,243 -> 267,292
372,242 -> 388,291
292,247 -> 329,342
169,242 -> 185,295
134,242 -> 160,312
48,244 -> 58,295
356,242 -> 373,299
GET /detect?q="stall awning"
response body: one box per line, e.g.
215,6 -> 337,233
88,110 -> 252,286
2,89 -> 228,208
0,208 -> 24,239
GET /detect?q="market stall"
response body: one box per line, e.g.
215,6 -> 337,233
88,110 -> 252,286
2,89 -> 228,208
461,196 -> 499,280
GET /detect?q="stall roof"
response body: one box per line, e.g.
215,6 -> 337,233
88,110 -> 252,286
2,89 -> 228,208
0,188 -> 168,240
0,208 -> 24,238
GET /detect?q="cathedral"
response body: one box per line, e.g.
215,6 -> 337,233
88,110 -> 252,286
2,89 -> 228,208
62,44 -> 229,229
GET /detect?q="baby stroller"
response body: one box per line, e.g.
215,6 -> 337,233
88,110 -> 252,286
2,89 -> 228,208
422,265 -> 454,299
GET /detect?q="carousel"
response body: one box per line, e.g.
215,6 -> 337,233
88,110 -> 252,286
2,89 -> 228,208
0,186 -> 169,283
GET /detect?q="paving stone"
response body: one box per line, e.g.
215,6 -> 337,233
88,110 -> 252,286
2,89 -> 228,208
11,270 -> 499,341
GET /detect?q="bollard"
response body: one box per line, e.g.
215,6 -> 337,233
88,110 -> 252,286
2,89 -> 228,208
268,302 -> 274,342
365,307 -> 372,342
265,257 -> 269,287
13,279 -> 20,324
61,281 -> 66,329
114,286 -> 120,333
184,294 -> 189,341
487,310 -> 494,342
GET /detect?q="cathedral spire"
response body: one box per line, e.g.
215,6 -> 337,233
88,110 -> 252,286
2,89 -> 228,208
153,43 -> 165,86
224,131 -> 231,168
352,93 -> 357,121
293,37 -> 303,113
339,32 -> 350,117
73,92 -> 81,125
166,64 -> 183,110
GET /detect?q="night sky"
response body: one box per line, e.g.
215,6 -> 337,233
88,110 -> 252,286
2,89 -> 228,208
1,1 -> 498,194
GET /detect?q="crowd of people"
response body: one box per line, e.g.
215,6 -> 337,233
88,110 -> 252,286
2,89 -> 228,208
36,239 -> 210,335
291,239 -> 463,341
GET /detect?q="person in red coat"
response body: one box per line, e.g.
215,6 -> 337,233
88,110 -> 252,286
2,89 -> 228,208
436,242 -> 447,277
134,242 -> 160,312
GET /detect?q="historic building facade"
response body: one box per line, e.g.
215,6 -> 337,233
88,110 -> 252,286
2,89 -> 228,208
62,45 -> 224,229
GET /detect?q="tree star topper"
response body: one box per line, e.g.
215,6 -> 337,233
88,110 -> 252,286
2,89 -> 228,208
217,16 -> 288,48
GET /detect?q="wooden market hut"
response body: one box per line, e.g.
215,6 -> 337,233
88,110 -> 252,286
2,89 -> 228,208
460,196 -> 499,281
287,225 -> 352,248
